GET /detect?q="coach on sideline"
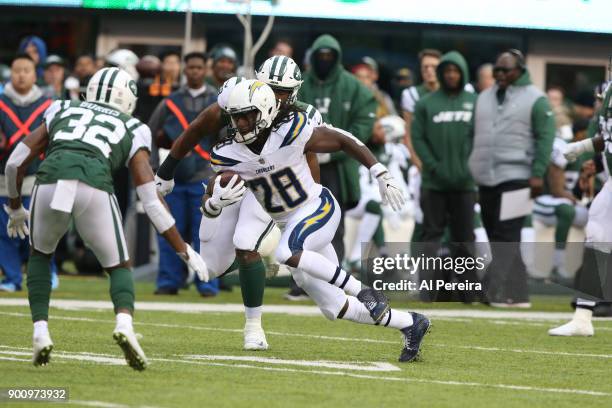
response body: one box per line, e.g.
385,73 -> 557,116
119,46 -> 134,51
469,49 -> 555,307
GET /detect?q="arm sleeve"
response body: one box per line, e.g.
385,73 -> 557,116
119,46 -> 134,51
126,122 -> 152,166
410,100 -> 438,172
330,83 -> 377,162
530,96 -> 556,178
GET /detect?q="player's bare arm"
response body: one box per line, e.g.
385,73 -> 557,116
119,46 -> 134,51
129,149 -> 208,280
5,124 -> 49,210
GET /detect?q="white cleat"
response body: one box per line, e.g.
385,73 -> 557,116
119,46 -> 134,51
548,320 -> 594,337
244,321 -> 269,351
113,326 -> 148,371
33,333 -> 53,366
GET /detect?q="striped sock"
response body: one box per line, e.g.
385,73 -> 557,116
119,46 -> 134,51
342,296 -> 413,329
298,250 -> 362,296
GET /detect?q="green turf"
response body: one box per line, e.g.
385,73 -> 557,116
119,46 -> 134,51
1,277 -> 611,408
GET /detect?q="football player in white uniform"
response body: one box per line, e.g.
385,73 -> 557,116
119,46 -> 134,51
156,56 -> 321,350
549,81 -> 612,336
206,79 -> 430,362
4,68 -> 207,370
345,115 -> 409,271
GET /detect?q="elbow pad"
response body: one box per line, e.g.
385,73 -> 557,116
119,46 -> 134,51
5,142 -> 31,198
136,181 -> 175,233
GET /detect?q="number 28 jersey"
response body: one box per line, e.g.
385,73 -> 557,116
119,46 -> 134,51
211,110 -> 320,223
37,100 -> 151,193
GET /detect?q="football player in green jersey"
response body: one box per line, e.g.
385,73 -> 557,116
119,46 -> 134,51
549,80 -> 612,336
4,67 -> 208,370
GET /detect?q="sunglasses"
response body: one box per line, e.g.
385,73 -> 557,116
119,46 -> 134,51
493,66 -> 516,74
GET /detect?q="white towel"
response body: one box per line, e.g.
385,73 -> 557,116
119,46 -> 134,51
50,180 -> 78,213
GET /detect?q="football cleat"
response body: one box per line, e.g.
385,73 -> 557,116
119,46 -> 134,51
0,282 -> 17,292
399,313 -> 431,362
113,327 -> 148,371
244,320 -> 269,351
283,286 -> 309,301
33,333 -> 53,366
357,288 -> 390,323
548,320 -> 594,337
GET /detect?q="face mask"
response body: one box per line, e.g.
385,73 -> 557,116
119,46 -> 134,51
313,52 -> 337,80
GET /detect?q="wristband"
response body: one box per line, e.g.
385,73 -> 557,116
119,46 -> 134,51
202,199 -> 221,218
157,155 -> 180,180
369,162 -> 388,178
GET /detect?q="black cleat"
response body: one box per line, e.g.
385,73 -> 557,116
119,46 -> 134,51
357,288 -> 390,323
399,313 -> 431,362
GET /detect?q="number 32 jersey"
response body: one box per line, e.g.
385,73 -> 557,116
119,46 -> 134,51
37,100 -> 151,193
211,110 -> 320,223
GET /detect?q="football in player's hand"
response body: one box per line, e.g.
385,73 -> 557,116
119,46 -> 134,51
206,171 -> 242,195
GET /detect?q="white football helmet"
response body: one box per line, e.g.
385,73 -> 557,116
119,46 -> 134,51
86,67 -> 138,115
256,56 -> 303,104
217,76 -> 246,112
379,115 -> 406,143
226,80 -> 279,144
106,49 -> 139,80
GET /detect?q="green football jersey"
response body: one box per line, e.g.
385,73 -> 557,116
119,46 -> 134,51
37,100 -> 151,193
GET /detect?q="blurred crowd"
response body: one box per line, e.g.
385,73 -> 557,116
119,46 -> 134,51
0,34 -> 607,310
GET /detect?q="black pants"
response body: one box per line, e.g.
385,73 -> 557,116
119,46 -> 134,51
478,180 -> 529,303
419,189 -> 478,301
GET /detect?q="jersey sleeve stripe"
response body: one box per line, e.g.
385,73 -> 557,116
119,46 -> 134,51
210,150 -> 242,167
280,112 -> 306,147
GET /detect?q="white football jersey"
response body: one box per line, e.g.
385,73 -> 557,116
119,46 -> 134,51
211,110 -> 321,223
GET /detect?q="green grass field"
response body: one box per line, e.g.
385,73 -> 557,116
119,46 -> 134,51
1,276 -> 611,408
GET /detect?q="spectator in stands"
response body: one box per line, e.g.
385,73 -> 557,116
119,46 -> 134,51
411,51 -> 479,301
148,52 -> 219,296
17,36 -> 47,84
401,49 -> 441,171
476,63 -> 495,92
390,67 -> 412,112
352,57 -> 397,117
66,54 -> 97,100
133,55 -> 164,123
42,55 -> 67,100
269,39 -> 293,58
0,54 -> 57,292
298,34 -> 377,264
206,45 -> 237,89
469,49 -> 555,307
573,90 -> 596,121
547,86 -> 573,141
160,51 -> 182,90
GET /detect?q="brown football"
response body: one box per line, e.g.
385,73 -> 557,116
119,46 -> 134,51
206,171 -> 242,195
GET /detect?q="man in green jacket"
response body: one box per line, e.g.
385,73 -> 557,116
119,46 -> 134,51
412,51 -> 479,301
298,34 -> 377,261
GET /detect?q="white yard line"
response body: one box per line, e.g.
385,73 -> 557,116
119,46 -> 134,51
0,298 -> 600,320
2,311 -> 612,361
0,345 -> 607,398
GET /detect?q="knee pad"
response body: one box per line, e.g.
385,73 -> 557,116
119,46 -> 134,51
365,200 -> 382,215
256,225 -> 281,257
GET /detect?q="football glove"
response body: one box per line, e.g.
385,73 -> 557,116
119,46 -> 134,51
207,175 -> 246,212
563,139 -> 594,163
370,163 -> 405,212
4,204 -> 29,239
154,174 -> 175,197
178,243 -> 209,282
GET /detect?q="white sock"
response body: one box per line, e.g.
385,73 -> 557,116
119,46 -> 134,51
553,248 -> 570,277
298,250 -> 362,296
342,296 -> 413,329
33,320 -> 49,338
245,306 -> 263,322
574,307 -> 593,323
349,213 -> 381,263
115,312 -> 133,330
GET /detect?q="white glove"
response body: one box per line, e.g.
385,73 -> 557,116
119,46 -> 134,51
370,163 -> 405,212
563,139 -> 593,163
178,244 -> 209,282
154,174 -> 175,196
4,204 -> 29,239
205,175 -> 246,215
